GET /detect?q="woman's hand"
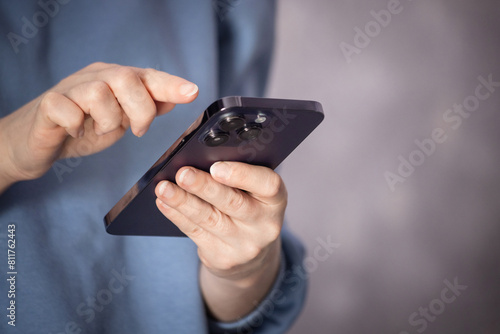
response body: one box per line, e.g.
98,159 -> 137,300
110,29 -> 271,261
0,62 -> 198,193
155,161 -> 286,321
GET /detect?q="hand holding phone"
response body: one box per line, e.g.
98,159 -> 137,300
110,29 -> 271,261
104,96 -> 324,236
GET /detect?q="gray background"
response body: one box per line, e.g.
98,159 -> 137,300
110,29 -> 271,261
267,0 -> 500,333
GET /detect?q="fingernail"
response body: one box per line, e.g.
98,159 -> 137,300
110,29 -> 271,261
135,126 -> 148,138
179,168 -> 196,186
158,181 -> 175,199
179,83 -> 198,97
211,162 -> 230,180
78,128 -> 85,138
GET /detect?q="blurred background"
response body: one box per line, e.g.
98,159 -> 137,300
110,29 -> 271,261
267,0 -> 500,333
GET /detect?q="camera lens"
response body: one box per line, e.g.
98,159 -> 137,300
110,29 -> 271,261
203,131 -> 229,147
219,115 -> 246,132
237,124 -> 262,141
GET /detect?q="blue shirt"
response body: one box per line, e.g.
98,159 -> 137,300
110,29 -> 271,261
0,1 -> 307,333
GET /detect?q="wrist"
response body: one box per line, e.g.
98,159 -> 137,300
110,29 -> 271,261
200,238 -> 283,322
0,117 -> 18,194
232,238 -> 281,289
203,238 -> 282,289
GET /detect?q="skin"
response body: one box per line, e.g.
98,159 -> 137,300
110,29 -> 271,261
0,62 -> 285,322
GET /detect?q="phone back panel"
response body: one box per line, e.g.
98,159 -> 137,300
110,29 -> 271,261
104,97 -> 324,236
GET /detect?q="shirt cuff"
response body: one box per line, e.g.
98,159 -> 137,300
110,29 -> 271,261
207,252 -> 287,333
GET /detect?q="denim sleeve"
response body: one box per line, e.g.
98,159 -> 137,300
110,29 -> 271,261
208,228 -> 308,334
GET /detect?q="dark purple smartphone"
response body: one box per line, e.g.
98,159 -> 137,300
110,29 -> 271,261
104,96 -> 324,236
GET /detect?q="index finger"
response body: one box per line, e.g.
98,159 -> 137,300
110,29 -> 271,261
99,66 -> 198,136
136,68 -> 199,103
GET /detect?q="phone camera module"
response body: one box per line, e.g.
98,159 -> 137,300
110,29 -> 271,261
203,130 -> 229,147
219,115 -> 246,132
237,124 -> 262,141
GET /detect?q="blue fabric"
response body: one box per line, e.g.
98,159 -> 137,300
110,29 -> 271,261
0,1 -> 307,333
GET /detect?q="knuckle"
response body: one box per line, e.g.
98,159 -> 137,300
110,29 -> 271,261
38,91 -> 83,131
244,243 -> 262,262
87,62 -> 107,70
140,68 -> 159,81
114,66 -> 140,87
39,91 -> 63,111
91,61 -> 106,67
197,178 -> 217,196
226,191 -> 246,212
204,209 -> 222,230
187,224 -> 205,239
80,62 -> 115,74
87,80 -> 111,102
265,223 -> 282,242
264,172 -> 282,198
111,67 -> 156,124
129,87 -> 151,106
142,67 -> 171,83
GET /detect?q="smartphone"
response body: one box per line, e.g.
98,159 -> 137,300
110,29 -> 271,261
104,96 -> 324,237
